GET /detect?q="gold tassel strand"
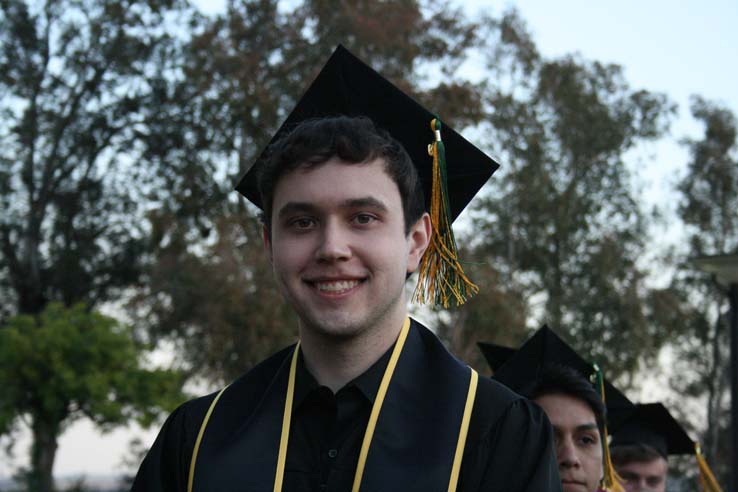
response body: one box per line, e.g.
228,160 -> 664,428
412,118 -> 479,307
695,442 -> 722,492
591,364 -> 626,492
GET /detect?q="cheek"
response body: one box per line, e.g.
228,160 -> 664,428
271,238 -> 309,270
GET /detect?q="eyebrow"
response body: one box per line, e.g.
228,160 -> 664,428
575,423 -> 600,433
339,196 -> 389,211
276,196 -> 389,220
277,202 -> 319,221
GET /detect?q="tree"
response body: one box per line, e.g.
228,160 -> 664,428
667,96 -> 738,482
428,245 -> 529,373
133,210 -> 299,383
0,0 -> 197,319
0,302 -> 184,492
450,9 -> 677,381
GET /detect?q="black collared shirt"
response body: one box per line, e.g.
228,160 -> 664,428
283,349 -> 390,491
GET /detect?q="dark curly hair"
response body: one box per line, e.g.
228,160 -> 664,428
257,116 -> 425,234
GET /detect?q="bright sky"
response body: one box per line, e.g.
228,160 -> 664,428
2,0 -> 737,481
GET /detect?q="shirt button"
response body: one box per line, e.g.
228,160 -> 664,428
327,448 -> 338,459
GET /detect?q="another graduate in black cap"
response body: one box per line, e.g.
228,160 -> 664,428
131,46 -> 559,491
480,325 -> 632,492
609,403 -> 722,492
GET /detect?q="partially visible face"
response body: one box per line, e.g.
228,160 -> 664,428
615,458 -> 668,492
265,157 -> 429,341
535,393 -> 604,492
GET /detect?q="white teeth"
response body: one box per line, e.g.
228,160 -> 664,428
315,280 -> 360,292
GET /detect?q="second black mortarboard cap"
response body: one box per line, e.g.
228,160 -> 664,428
477,342 -> 516,373
486,325 -> 633,412
609,403 -> 694,457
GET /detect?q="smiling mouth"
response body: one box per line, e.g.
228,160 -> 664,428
312,279 -> 362,293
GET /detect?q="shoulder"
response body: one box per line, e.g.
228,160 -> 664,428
470,375 -> 551,443
459,377 -> 560,491
163,344 -> 296,446
132,344 -> 297,489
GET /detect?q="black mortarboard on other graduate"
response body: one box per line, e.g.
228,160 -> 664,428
234,45 -> 499,307
483,326 -> 633,412
610,403 -> 692,457
477,342 -> 515,373
609,403 -> 723,492
483,325 -> 632,492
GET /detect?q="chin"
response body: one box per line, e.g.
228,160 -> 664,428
562,483 -> 589,492
301,312 -> 366,339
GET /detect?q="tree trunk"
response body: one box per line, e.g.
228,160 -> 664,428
706,311 -> 724,458
28,415 -> 60,492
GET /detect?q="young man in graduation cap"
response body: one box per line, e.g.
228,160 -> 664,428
131,46 -> 560,492
480,326 -> 632,492
609,403 -> 722,492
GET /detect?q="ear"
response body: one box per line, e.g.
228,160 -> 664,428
406,213 -> 431,274
262,225 -> 273,263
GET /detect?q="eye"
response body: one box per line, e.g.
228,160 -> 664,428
578,433 -> 598,446
352,213 -> 377,225
288,217 -> 317,230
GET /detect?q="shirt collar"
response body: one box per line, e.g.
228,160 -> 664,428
293,340 -> 395,407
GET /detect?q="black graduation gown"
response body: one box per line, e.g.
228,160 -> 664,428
131,320 -> 561,492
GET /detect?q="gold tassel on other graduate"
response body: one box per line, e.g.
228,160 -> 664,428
412,118 -> 478,307
591,365 -> 626,492
695,443 -> 722,492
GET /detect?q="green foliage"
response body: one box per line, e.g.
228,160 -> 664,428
678,96 -> 738,254
429,250 -> 529,373
0,302 -> 184,431
452,9 -> 678,381
0,302 -> 184,490
132,211 -> 298,382
666,96 -> 738,482
0,0 -> 198,317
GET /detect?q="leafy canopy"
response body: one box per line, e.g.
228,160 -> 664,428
0,302 -> 184,437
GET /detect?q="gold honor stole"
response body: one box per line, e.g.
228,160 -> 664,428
188,318 -> 479,492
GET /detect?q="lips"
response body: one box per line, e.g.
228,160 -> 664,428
314,279 -> 361,293
304,275 -> 367,295
560,479 -> 586,490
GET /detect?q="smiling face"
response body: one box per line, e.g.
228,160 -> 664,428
265,157 -> 430,343
535,393 -> 604,492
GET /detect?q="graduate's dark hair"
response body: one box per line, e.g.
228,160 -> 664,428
257,116 -> 425,235
524,364 -> 606,434
610,443 -> 665,466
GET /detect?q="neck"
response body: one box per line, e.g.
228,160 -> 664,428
298,311 -> 407,393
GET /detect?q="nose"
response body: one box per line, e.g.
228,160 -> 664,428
557,437 -> 581,469
315,219 -> 351,262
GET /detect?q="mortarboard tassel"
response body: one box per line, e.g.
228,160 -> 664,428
413,118 -> 479,307
591,364 -> 626,492
695,443 -> 722,492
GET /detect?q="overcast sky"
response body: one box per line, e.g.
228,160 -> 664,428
2,0 -> 737,480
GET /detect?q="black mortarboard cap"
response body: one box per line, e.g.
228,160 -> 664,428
609,403 -> 694,457
477,342 -> 516,373
487,325 -> 633,413
234,44 -> 498,221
